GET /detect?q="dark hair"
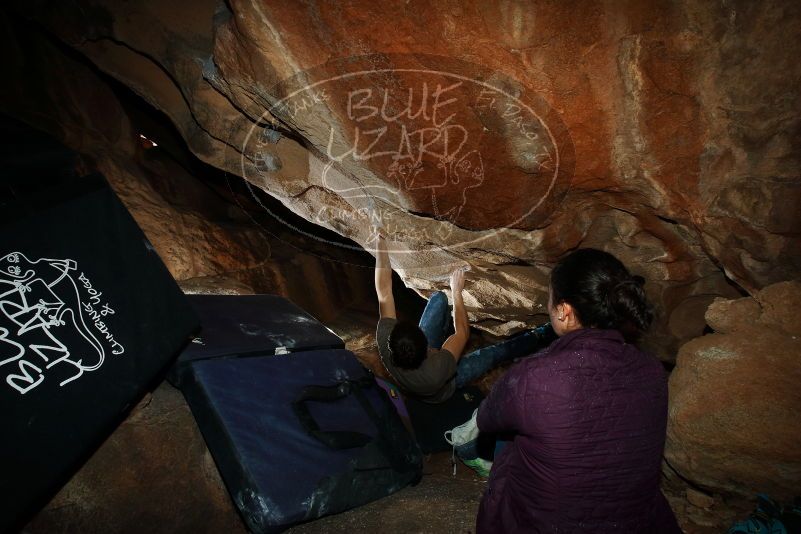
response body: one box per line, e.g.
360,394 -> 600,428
388,320 -> 429,370
550,248 -> 653,333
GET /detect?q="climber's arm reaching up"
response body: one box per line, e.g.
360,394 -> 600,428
374,234 -> 396,319
442,268 -> 469,362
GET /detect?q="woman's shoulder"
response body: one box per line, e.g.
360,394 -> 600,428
546,329 -> 666,380
523,329 -> 654,369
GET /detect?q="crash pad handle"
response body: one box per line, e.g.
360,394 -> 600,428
292,379 -> 377,450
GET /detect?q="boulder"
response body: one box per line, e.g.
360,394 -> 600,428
666,281 -> 801,499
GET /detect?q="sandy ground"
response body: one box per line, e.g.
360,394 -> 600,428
286,453 -> 486,534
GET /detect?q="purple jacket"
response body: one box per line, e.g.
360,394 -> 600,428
476,328 -> 680,533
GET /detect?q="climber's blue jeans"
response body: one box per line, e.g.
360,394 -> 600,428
418,291 -> 553,388
418,291 -> 450,350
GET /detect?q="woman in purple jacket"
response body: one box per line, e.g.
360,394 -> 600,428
475,249 -> 681,533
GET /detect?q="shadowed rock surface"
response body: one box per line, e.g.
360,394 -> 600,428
0,10 -> 375,323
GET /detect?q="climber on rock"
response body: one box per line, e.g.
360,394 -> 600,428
372,233 -> 555,403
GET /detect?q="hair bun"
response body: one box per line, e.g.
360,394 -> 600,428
608,277 -> 653,331
549,248 -> 654,334
611,279 -> 638,293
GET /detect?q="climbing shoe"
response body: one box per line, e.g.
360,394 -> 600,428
461,457 -> 492,478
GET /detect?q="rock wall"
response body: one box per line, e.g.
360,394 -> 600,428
9,0 -> 800,359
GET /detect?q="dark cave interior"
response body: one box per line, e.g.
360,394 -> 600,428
1,2 -> 800,533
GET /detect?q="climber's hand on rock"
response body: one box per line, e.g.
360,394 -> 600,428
366,227 -> 380,245
374,230 -> 392,273
450,267 -> 467,295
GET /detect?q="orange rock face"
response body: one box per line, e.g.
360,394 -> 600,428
7,0 -> 801,358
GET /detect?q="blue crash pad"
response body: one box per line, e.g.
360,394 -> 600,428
180,349 -> 422,533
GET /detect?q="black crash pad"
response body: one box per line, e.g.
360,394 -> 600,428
180,349 -> 422,533
168,294 -> 344,386
0,175 -> 198,532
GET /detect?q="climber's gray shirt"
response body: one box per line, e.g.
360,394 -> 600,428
376,317 -> 456,404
